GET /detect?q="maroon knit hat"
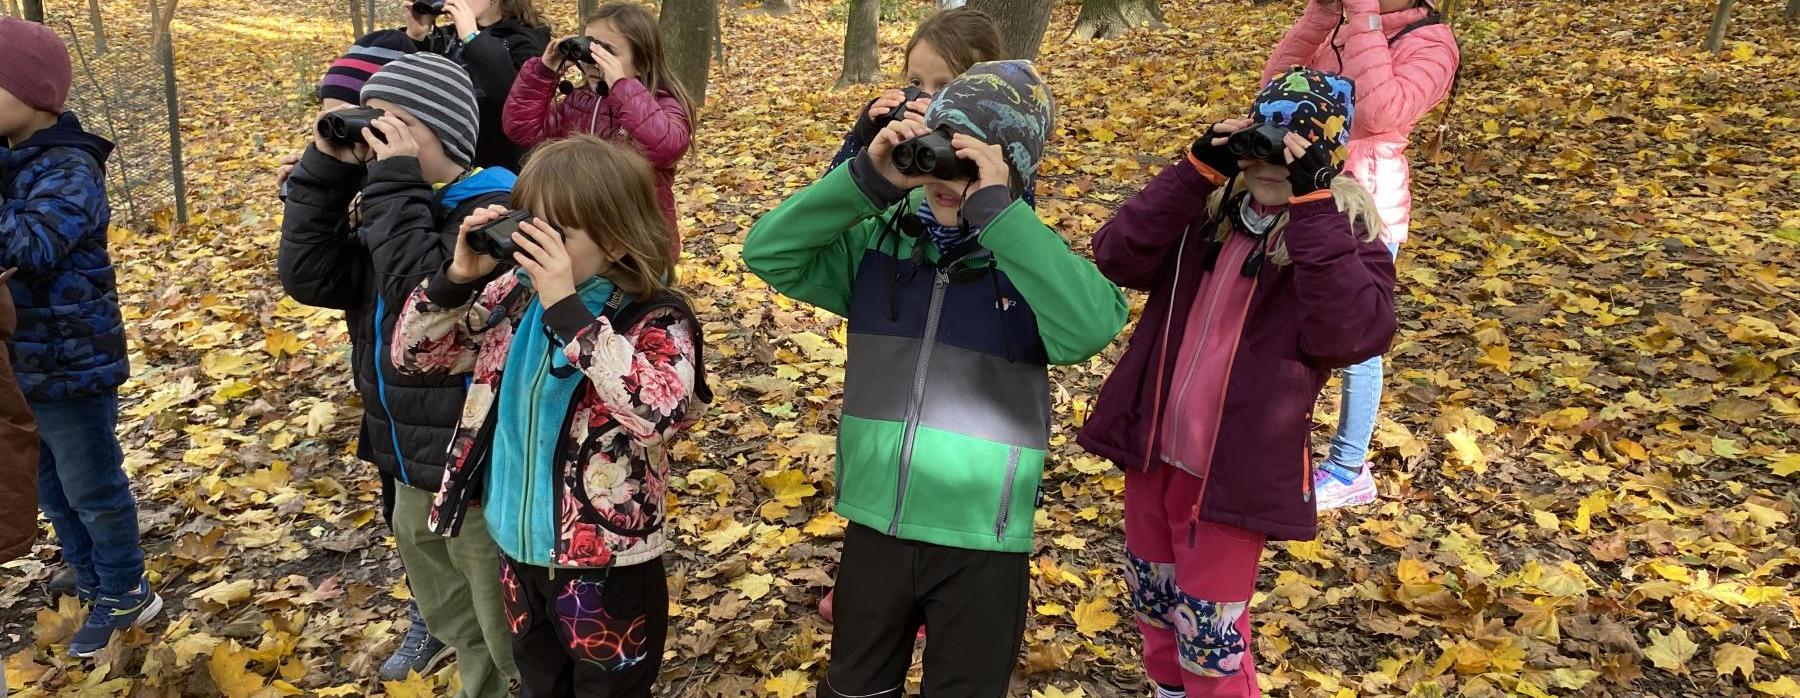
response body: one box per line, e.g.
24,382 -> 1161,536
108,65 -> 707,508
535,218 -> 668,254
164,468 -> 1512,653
0,18 -> 73,114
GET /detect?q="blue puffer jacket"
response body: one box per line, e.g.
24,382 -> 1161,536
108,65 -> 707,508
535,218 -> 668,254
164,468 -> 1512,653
0,112 -> 127,402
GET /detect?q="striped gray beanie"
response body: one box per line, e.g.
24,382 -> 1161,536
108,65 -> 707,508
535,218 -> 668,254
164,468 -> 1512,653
361,53 -> 479,168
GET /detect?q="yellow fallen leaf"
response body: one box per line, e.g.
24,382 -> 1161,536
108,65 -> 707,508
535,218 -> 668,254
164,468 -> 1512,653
1033,686 -> 1087,698
733,573 -> 775,602
1713,643 -> 1757,680
1769,453 -> 1800,477
383,671 -> 438,698
208,642 -> 267,698
760,468 -> 817,507
1071,596 -> 1118,637
192,580 -> 256,607
765,669 -> 811,698
264,327 -> 302,358
1752,676 -> 1800,697
1644,627 -> 1698,674
1445,428 -> 1485,472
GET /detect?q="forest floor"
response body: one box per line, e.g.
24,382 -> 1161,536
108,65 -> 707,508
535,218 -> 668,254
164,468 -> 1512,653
3,0 -> 1799,696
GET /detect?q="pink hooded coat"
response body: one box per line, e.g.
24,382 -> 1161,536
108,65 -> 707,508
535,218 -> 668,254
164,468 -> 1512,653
1262,0 -> 1459,244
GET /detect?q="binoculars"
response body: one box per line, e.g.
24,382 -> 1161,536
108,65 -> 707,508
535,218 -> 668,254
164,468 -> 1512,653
878,85 -> 926,131
893,127 -> 980,182
1226,123 -> 1289,165
466,210 -> 535,261
411,0 -> 446,15
317,107 -> 388,147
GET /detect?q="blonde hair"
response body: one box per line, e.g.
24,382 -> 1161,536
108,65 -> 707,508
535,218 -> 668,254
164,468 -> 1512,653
1205,175 -> 1382,266
512,135 -> 674,298
584,3 -> 698,130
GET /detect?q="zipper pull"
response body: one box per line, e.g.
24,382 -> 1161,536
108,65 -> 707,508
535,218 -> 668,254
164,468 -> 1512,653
1187,501 -> 1202,548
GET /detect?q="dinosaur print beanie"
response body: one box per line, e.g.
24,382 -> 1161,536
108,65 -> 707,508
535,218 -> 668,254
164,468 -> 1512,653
924,60 -> 1056,196
1251,67 -> 1355,170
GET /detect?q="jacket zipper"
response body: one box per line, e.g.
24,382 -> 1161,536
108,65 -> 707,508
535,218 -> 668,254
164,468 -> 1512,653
995,446 -> 1022,541
519,349 -> 552,562
890,270 -> 950,536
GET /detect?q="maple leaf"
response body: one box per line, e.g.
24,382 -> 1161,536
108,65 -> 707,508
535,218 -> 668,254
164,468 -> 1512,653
1753,677 -> 1800,698
383,672 -> 439,698
732,573 -> 776,601
1644,627 -> 1699,674
207,642 -> 268,698
760,468 -> 817,507
1768,453 -> 1800,477
1712,643 -> 1757,681
764,669 -> 811,698
1033,686 -> 1087,698
1071,597 -> 1118,637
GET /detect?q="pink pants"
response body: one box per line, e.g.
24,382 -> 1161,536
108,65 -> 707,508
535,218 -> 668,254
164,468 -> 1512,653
1124,465 -> 1267,698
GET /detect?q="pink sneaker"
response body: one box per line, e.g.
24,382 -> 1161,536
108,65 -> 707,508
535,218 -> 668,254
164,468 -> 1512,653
1314,462 -> 1377,512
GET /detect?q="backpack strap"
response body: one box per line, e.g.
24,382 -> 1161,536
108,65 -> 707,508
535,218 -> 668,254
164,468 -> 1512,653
1387,8 -> 1444,46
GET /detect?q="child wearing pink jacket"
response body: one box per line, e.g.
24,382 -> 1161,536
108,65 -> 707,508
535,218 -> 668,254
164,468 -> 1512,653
1263,0 -> 1458,512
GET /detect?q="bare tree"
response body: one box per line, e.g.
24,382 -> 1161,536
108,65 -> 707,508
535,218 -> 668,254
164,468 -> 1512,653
1786,0 -> 1797,22
965,0 -> 1054,60
1705,0 -> 1735,52
836,0 -> 880,87
1072,0 -> 1163,40
661,0 -> 717,106
22,0 -> 43,21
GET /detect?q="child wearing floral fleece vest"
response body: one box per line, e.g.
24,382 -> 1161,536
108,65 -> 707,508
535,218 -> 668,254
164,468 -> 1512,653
391,135 -> 709,698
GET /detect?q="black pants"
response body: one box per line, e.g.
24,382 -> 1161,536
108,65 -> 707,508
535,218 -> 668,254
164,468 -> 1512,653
501,555 -> 669,698
821,524 -> 1029,698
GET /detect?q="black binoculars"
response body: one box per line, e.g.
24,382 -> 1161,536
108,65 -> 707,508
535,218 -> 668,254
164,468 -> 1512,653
893,127 -> 980,182
317,107 -> 388,147
558,36 -> 598,65
466,210 -> 535,261
878,85 -> 926,131
411,0 -> 446,15
1226,123 -> 1289,165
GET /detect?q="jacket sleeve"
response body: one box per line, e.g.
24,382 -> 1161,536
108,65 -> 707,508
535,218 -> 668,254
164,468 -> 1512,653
502,56 -> 566,148
741,163 -> 886,317
390,269 -> 508,377
1282,197 -> 1397,368
1091,156 -> 1226,292
1335,0 -> 1461,134
0,151 -> 106,273
827,99 -> 882,169
542,301 -> 700,447
978,195 -> 1128,365
1262,1 -> 1341,83
355,157 -> 454,304
278,146 -> 370,310
605,79 -> 691,170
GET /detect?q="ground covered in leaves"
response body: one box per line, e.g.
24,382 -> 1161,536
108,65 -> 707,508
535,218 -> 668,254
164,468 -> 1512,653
3,0 -> 1799,695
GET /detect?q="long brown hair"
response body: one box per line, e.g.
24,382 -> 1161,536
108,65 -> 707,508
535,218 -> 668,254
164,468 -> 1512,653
903,8 -> 1003,78
585,3 -> 698,129
498,0 -> 547,29
512,135 -> 675,298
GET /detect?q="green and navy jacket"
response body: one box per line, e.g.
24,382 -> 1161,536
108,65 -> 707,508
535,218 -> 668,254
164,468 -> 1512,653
744,163 -> 1128,553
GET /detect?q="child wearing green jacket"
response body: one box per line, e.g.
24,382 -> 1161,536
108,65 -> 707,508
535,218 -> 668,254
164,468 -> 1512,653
744,60 -> 1126,697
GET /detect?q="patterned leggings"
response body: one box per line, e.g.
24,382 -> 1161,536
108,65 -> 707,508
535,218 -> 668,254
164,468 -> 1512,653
500,556 -> 668,698
1124,466 -> 1267,698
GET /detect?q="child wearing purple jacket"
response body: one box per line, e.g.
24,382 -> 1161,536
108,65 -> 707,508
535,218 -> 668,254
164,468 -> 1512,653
1077,68 -> 1397,698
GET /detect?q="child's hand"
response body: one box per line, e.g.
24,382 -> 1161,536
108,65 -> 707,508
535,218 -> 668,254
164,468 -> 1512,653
591,42 -> 627,88
867,89 -> 929,124
1283,132 -> 1337,196
950,133 -> 1011,193
543,38 -> 574,73
365,114 -> 421,161
866,119 -> 935,190
276,149 -> 303,188
444,0 -> 480,41
1191,118 -> 1252,177
449,204 -> 508,284
512,219 -> 577,307
312,105 -> 372,164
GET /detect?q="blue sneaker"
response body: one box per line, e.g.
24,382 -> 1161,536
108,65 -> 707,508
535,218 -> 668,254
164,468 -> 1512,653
69,577 -> 163,657
379,601 -> 453,681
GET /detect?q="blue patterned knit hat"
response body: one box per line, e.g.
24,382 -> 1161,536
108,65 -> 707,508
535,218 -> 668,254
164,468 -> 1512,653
1251,67 -> 1356,169
924,60 -> 1056,196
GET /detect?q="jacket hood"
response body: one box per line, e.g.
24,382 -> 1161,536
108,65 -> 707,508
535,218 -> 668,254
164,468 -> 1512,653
10,112 -> 112,164
440,166 -> 516,209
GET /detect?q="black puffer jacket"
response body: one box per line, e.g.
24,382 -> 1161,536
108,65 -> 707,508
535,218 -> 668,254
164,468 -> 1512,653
435,19 -> 549,171
278,147 -> 512,488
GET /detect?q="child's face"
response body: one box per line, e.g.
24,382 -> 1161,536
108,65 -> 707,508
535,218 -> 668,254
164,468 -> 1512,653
558,224 -> 619,283
1241,159 -> 1295,207
905,40 -> 957,96
583,20 -> 639,84
0,87 -> 38,143
364,99 -> 460,181
923,179 -> 972,226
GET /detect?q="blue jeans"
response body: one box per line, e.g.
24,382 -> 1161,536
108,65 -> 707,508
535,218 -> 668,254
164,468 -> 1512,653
32,389 -> 144,595
1324,243 -> 1401,476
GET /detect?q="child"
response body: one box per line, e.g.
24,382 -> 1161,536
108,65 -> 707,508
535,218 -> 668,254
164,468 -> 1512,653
311,0 -> 550,172
0,18 -> 157,658
1,267 -> 42,696
279,53 -> 520,696
390,135 -> 708,698
502,2 -> 693,245
1077,68 -> 1397,698
1263,0 -> 1458,510
826,9 -> 1003,176
745,62 -> 1127,697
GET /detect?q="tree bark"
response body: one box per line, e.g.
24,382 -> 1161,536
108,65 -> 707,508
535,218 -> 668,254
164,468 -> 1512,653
1785,0 -> 1798,23
835,0 -> 880,88
22,0 -> 43,21
1704,0 -> 1734,52
660,0 -> 717,106
1072,0 -> 1163,41
965,0 -> 1053,61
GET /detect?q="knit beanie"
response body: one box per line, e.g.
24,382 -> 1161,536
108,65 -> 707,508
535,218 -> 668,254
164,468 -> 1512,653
0,18 -> 73,115
361,53 -> 479,168
924,60 -> 1055,196
1251,67 -> 1355,170
320,30 -> 417,105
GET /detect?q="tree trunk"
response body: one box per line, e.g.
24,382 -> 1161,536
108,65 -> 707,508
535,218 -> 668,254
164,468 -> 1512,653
965,0 -> 1053,60
1785,0 -> 1798,23
22,0 -> 43,21
1704,0 -> 1734,52
760,0 -> 793,15
1072,0 -> 1163,41
835,0 -> 879,88
660,0 -> 716,106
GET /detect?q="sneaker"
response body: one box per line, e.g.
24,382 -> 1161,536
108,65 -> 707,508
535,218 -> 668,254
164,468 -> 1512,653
1314,462 -> 1378,512
69,577 -> 163,657
379,601 -> 453,681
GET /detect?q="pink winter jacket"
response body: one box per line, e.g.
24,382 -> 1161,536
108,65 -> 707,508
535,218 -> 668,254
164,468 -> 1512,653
1263,0 -> 1459,244
502,57 -> 692,249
